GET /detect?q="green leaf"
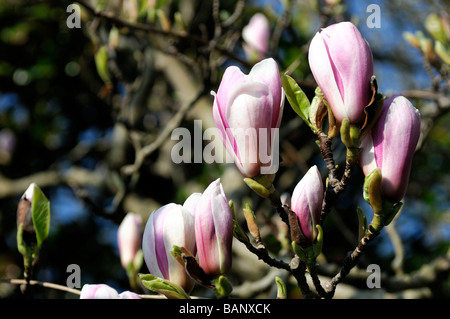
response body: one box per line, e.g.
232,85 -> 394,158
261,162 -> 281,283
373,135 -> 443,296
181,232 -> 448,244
425,13 -> 447,44
31,184 -> 50,249
243,177 -> 271,198
275,276 -> 287,299
291,241 -> 306,261
230,201 -> 249,244
94,46 -> 111,85
281,74 -> 311,126
357,207 -> 368,241
435,41 -> 450,66
139,274 -> 190,299
313,224 -> 323,259
212,275 -> 233,298
384,201 -> 404,226
16,223 -> 27,257
363,168 -> 383,214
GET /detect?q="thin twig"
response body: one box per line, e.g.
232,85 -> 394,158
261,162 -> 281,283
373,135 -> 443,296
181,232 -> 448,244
323,226 -> 381,298
289,257 -> 316,299
1,278 -> 82,296
234,232 -> 290,271
221,0 -> 245,27
75,0 -> 250,67
121,89 -> 205,186
0,278 -> 203,299
385,218 -> 405,277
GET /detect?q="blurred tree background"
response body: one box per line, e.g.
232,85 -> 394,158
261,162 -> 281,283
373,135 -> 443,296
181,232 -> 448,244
0,0 -> 448,299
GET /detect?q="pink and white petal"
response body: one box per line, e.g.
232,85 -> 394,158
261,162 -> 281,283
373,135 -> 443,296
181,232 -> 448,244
308,33 -> 346,122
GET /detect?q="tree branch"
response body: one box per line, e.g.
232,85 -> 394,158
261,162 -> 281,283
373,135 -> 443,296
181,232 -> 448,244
75,0 -> 250,67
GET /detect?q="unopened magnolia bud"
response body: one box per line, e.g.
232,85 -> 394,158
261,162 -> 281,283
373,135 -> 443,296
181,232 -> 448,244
403,31 -> 421,49
212,58 -> 284,177
17,185 -> 35,246
195,179 -> 233,276
242,204 -> 260,243
242,13 -> 270,61
360,96 -> 421,202
117,212 -> 142,270
17,183 -> 50,254
80,284 -> 141,299
309,93 -> 327,131
291,166 -> 324,243
142,203 -> 196,293
309,22 -> 374,124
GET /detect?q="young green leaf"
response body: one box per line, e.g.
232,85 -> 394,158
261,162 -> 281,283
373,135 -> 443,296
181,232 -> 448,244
281,74 -> 312,127
139,273 -> 190,299
94,46 -> 111,85
31,184 -> 50,249
212,275 -> 233,298
275,276 -> 287,299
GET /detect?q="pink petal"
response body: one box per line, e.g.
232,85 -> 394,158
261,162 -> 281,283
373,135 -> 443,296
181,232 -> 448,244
380,96 -> 421,201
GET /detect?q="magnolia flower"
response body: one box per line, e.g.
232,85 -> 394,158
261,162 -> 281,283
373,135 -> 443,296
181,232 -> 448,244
182,192 -> 202,218
242,13 -> 270,60
119,290 -> 142,299
212,58 -> 285,177
308,21 -> 374,124
117,212 -> 142,270
291,166 -> 324,242
80,284 -> 141,299
142,203 -> 196,293
195,179 -> 233,276
359,95 -> 421,202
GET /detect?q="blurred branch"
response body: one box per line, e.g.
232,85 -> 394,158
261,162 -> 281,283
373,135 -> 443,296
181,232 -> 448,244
0,166 -> 126,223
0,278 -> 200,299
75,0 -> 250,67
231,267 -> 285,298
385,217 -> 405,277
0,278 -> 81,296
0,166 -> 111,198
121,85 -> 205,187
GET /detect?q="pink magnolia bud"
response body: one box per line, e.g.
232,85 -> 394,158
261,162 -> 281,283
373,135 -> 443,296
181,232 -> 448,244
142,203 -> 196,293
80,284 -> 120,299
242,13 -> 270,60
16,183 -> 36,244
291,166 -> 324,242
80,284 -> 141,299
117,212 -> 142,269
118,290 -> 142,299
308,21 -> 374,124
195,179 -> 233,276
212,58 -> 285,177
360,96 -> 421,202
